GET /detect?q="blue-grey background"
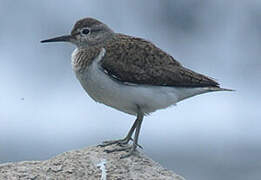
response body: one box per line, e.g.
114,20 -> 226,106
0,1 -> 260,180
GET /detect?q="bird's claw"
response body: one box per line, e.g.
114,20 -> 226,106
103,145 -> 139,159
97,138 -> 129,147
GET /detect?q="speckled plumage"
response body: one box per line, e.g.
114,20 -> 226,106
41,17 -> 232,158
73,33 -> 219,87
103,34 -> 219,87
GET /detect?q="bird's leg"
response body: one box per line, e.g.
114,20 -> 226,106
120,111 -> 144,159
98,115 -> 139,147
103,110 -> 144,159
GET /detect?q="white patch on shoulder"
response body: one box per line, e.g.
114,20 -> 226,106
73,48 -> 219,115
95,48 -> 106,63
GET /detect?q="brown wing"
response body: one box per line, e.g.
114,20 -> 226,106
101,34 -> 219,88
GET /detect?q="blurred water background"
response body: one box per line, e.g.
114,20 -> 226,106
0,0 -> 260,179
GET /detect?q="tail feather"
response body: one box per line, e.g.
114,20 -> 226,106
208,87 -> 235,92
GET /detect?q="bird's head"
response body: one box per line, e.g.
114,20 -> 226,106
41,17 -> 114,48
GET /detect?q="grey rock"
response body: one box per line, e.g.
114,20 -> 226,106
0,145 -> 185,180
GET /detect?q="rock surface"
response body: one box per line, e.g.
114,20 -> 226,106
0,145 -> 185,180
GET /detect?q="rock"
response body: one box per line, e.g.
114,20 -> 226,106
0,145 -> 185,180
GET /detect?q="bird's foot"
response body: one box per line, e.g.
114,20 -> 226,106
98,137 -> 143,149
104,145 -> 132,153
98,138 -> 129,147
98,139 -> 142,158
104,145 -> 139,159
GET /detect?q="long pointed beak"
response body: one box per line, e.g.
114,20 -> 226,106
41,35 -> 72,43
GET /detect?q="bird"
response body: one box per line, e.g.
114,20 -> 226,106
41,17 -> 232,158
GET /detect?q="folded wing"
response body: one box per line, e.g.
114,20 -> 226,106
101,34 -> 219,88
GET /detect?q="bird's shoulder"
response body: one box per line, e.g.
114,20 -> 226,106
103,33 -> 181,67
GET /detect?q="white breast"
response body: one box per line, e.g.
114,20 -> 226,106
72,48 -> 215,116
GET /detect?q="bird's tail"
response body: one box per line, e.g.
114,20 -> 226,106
208,87 -> 235,92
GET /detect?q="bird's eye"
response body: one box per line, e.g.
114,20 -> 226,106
81,28 -> 90,35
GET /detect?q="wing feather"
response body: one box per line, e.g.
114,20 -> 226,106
101,34 -> 219,87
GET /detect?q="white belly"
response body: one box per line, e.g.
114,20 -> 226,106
72,48 -> 216,115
